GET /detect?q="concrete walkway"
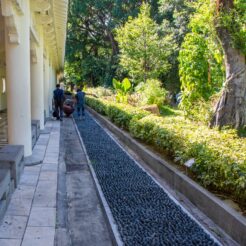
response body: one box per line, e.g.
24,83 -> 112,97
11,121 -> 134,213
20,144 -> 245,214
0,118 -> 112,246
0,120 -> 59,246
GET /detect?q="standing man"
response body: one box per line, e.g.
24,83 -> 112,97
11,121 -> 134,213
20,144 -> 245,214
53,84 -> 65,121
75,88 -> 85,119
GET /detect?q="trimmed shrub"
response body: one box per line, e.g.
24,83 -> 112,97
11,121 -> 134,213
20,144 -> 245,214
86,96 -> 150,129
130,115 -> 246,204
107,104 -> 150,129
86,96 -> 246,206
86,97 -> 110,115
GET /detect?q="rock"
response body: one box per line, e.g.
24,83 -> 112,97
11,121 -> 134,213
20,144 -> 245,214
140,104 -> 160,115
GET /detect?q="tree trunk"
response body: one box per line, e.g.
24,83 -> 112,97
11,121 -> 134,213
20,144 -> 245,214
210,0 -> 246,128
97,14 -> 119,56
107,30 -> 119,56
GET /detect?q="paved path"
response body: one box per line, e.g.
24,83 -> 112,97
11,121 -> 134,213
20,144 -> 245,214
0,120 -> 59,246
0,118 -> 113,246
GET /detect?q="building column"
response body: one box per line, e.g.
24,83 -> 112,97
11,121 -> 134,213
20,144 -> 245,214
49,63 -> 54,113
4,0 -> 32,156
31,29 -> 45,129
44,54 -> 50,118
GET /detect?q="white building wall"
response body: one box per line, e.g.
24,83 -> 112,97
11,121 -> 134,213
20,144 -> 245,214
0,11 -> 7,111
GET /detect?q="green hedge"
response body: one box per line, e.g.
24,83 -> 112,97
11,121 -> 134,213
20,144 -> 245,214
86,96 -> 150,129
86,96 -> 246,206
86,97 -> 110,115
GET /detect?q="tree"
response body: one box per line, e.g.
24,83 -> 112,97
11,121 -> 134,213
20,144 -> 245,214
178,0 -> 224,117
65,0 -> 159,86
66,0 -> 117,85
210,0 -> 246,128
115,3 -> 173,84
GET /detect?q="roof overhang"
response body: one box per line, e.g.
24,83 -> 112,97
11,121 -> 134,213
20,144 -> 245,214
31,0 -> 68,70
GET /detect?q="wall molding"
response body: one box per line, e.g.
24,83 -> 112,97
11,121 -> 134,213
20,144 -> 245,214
1,0 -> 20,44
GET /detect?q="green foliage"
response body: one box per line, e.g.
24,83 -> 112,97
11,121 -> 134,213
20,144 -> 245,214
130,115 -> 246,204
64,61 -> 83,84
86,96 -> 150,129
115,3 -> 173,84
65,0 -> 159,86
237,127 -> 246,137
85,97 -> 110,115
160,105 -> 181,116
107,104 -> 150,129
85,87 -> 113,98
184,99 -> 215,124
112,78 -> 132,103
217,0 -> 246,54
178,0 -> 225,118
135,79 -> 168,107
158,0 -> 195,93
86,96 -> 246,205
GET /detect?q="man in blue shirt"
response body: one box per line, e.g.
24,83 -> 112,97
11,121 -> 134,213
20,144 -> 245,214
53,84 -> 65,121
75,88 -> 85,119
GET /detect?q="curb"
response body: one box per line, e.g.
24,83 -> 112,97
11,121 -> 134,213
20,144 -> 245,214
86,106 -> 246,246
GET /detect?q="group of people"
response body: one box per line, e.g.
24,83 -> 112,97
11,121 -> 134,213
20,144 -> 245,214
53,84 -> 85,121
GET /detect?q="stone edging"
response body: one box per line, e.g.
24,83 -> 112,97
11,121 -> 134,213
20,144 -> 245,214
86,106 -> 246,246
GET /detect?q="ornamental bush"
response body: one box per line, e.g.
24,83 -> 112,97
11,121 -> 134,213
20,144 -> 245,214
107,104 -> 150,130
86,87 -> 113,98
130,115 -> 246,202
135,79 -> 168,108
85,97 -> 110,115
86,96 -> 150,129
86,96 -> 246,206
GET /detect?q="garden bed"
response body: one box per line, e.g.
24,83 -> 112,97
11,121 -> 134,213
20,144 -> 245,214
86,96 -> 246,209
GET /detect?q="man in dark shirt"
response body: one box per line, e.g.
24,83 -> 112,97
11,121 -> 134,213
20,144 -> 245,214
53,84 -> 65,121
75,88 -> 85,119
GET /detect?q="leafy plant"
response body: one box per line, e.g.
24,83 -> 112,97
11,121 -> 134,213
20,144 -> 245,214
135,79 -> 168,108
178,0 -> 225,118
217,0 -> 246,54
158,0 -> 195,93
85,86 -> 113,98
112,78 -> 131,103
